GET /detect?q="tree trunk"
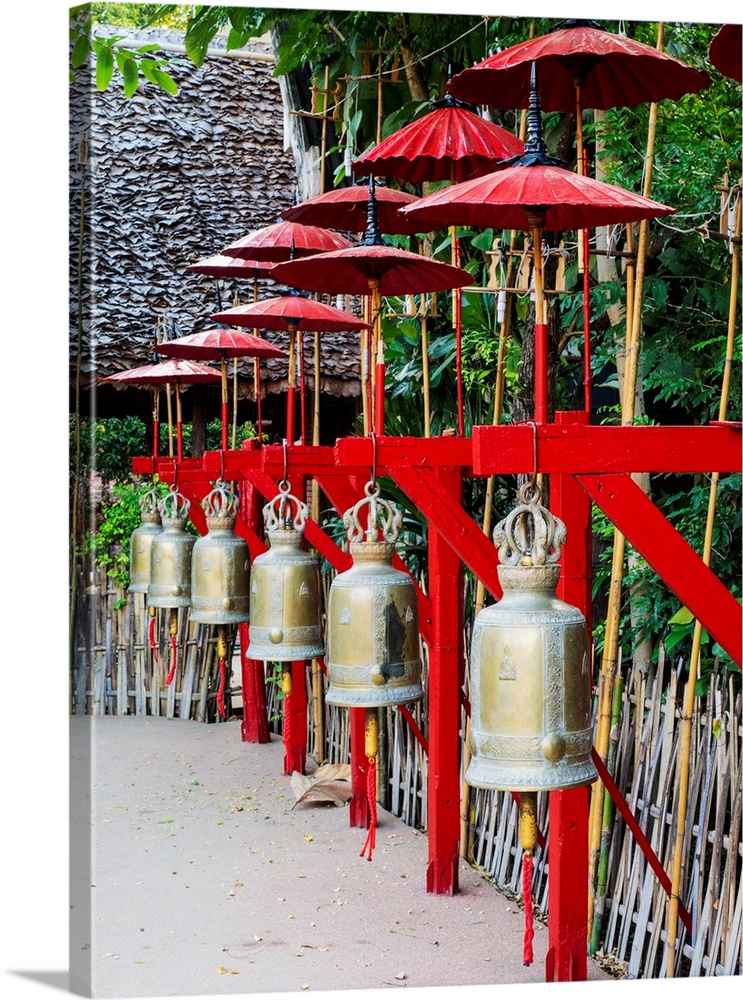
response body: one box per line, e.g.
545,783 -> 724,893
399,41 -> 428,101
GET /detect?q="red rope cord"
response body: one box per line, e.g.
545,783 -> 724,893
216,657 -> 226,719
359,757 -> 377,861
283,686 -> 292,749
148,615 -> 158,661
522,851 -> 535,966
165,635 -> 177,685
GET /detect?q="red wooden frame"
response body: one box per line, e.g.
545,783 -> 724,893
133,413 -> 740,982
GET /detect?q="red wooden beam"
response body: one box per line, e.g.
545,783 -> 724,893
578,474 -> 742,665
473,423 -> 741,475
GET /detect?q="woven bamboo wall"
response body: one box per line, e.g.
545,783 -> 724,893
71,563 -> 741,979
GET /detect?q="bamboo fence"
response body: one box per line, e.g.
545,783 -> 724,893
72,561 -> 741,979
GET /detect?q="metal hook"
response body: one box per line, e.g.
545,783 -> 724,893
525,420 -> 541,501
281,438 -> 289,491
370,430 -> 377,489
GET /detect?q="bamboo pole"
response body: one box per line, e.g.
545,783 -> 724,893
665,180 -> 741,977
588,23 -> 664,937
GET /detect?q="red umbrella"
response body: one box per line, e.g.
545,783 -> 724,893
211,297 -> 370,444
401,71 -> 674,425
352,94 -> 525,185
281,181 -> 421,236
153,328 -> 287,450
352,95 -> 525,435
104,359 -> 221,461
448,21 -> 710,112
271,182 -> 471,436
449,22 -> 708,414
708,24 -> 742,84
222,220 -> 353,262
186,254 -> 275,279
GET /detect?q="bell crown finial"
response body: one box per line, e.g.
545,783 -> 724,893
139,486 -> 162,523
359,175 -> 390,247
344,480 -> 402,544
263,480 -> 308,533
493,482 -> 567,567
158,485 -> 191,526
201,479 -> 239,527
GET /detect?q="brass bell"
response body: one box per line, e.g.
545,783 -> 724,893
190,480 -> 250,625
466,483 -> 597,792
247,482 -> 324,660
148,486 -> 195,609
128,486 -> 162,593
326,482 -> 423,708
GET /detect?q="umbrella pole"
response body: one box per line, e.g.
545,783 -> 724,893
421,305 -> 431,438
287,323 -> 297,444
370,279 -> 385,436
529,218 -> 548,424
254,358 -> 263,445
232,359 -> 238,450
451,226 -> 464,436
152,388 -> 160,459
175,383 -> 183,463
575,82 -> 592,414
299,331 -> 307,445
166,381 -> 174,458
221,359 -> 229,452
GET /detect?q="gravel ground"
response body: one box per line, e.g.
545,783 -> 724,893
69,715 -> 610,999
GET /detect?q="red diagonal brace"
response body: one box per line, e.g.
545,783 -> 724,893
577,474 -> 742,665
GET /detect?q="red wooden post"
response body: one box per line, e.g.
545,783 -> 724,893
283,660 -> 308,775
238,442 -> 271,743
547,410 -> 591,982
425,465 -> 463,895
349,707 -> 370,828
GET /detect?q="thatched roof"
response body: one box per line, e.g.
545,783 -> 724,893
70,27 -> 362,401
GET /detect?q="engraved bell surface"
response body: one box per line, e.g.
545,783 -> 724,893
466,484 -> 597,792
326,483 -> 423,708
128,487 -> 163,593
190,480 -> 250,625
147,486 -> 196,609
247,483 -> 324,660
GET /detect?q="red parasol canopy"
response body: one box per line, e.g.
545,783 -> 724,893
400,164 -> 675,233
708,23 -> 742,84
271,243 -> 472,297
152,327 -> 286,360
103,359 -> 221,386
448,22 -> 710,111
211,296 -> 370,332
186,254 -> 275,279
281,182 -> 421,235
352,97 -> 525,184
222,220 -> 353,262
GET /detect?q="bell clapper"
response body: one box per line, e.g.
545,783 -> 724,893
148,606 -> 158,661
360,708 -> 379,861
216,626 -> 229,720
165,609 -> 178,685
518,791 -> 538,966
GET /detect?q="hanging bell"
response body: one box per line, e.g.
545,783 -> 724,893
190,480 -> 250,625
325,482 -> 423,708
247,482 -> 324,660
466,483 -> 597,792
147,486 -> 196,609
128,486 -> 163,593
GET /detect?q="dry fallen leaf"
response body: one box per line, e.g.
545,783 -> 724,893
217,966 -> 229,974
290,765 -> 353,808
395,971 -> 407,980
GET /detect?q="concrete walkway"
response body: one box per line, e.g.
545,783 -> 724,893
69,715 -> 610,998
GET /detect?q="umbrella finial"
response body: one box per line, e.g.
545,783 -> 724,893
499,62 -> 562,169
360,175 -> 390,247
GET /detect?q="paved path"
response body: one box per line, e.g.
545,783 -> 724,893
70,715 -> 610,998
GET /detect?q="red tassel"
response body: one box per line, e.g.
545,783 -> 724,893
217,657 -> 226,719
165,635 -> 177,685
359,757 -> 377,861
148,616 -> 158,661
522,851 -> 535,966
